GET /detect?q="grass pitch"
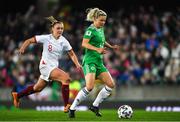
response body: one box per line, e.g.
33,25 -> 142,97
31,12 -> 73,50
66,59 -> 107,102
0,109 -> 180,121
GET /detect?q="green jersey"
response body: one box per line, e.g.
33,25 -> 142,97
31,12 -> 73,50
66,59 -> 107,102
82,25 -> 106,65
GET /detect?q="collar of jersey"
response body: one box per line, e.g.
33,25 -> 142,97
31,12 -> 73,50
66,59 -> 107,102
50,34 -> 61,42
90,24 -> 102,31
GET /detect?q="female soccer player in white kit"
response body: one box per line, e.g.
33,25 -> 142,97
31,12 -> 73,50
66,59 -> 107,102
11,16 -> 82,112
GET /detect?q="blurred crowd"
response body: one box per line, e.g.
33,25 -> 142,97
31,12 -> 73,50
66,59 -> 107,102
0,5 -> 180,94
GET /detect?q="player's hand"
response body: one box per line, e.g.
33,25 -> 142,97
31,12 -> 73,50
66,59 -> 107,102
76,64 -> 82,69
96,47 -> 107,54
112,45 -> 120,51
75,64 -> 82,72
19,48 -> 25,55
75,65 -> 84,78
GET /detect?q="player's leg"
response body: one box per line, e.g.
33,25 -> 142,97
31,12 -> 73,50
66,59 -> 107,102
92,71 -> 115,109
11,78 -> 47,107
70,73 -> 95,110
87,65 -> 114,117
49,68 -> 71,112
69,72 -> 95,118
69,63 -> 96,118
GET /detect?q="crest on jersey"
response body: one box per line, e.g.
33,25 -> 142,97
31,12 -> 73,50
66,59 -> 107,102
85,31 -> 92,36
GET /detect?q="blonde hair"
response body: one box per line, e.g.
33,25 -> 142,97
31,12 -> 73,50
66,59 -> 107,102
86,8 -> 107,22
46,16 -> 62,27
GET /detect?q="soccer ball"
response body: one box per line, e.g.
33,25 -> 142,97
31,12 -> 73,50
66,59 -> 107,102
117,105 -> 133,119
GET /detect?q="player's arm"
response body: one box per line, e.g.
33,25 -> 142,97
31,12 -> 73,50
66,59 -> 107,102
19,37 -> 36,54
68,49 -> 81,68
105,42 -> 120,50
105,42 -> 113,48
82,38 -> 106,54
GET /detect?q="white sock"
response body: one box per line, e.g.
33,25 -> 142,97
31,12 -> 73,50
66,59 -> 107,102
93,86 -> 112,107
70,87 -> 90,110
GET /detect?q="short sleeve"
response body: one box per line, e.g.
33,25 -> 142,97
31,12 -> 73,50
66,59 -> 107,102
83,28 -> 93,39
63,39 -> 72,51
35,35 -> 47,43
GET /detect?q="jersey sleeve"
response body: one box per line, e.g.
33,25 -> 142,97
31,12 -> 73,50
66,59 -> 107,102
35,35 -> 47,43
83,28 -> 93,39
63,39 -> 72,51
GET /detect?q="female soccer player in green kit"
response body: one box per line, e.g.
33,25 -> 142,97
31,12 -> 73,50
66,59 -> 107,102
69,8 -> 119,118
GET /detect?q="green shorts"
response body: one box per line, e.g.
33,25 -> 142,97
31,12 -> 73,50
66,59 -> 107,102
82,63 -> 108,78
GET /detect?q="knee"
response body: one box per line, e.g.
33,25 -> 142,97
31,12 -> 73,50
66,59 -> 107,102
108,81 -> 115,89
65,73 -> 71,80
86,86 -> 94,92
65,75 -> 71,84
62,73 -> 71,84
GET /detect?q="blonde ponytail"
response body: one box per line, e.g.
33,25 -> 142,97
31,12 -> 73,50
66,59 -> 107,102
86,8 -> 107,22
46,16 -> 60,26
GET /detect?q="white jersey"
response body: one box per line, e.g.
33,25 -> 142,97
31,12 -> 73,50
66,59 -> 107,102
35,34 -> 72,67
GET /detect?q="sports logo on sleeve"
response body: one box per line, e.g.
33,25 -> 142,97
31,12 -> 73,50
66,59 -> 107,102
85,31 -> 92,36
